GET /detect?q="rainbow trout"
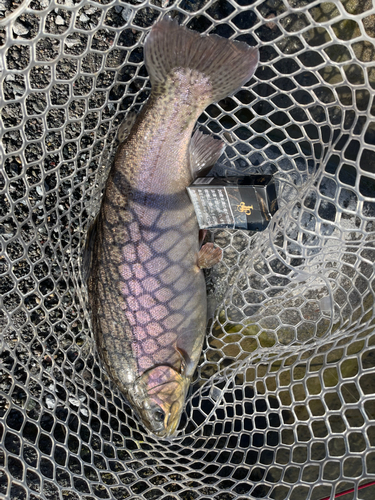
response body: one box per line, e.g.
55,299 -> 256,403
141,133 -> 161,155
86,18 -> 258,437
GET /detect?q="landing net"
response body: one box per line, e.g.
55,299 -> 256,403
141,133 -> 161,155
1,1 -> 375,499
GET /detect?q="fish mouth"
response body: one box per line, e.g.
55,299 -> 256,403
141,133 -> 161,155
152,427 -> 169,438
134,408 -> 165,436
129,368 -> 190,437
140,400 -> 183,438
164,400 -> 183,437
141,405 -> 167,435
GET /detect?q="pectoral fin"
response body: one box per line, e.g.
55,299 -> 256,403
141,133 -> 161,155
176,347 -> 193,376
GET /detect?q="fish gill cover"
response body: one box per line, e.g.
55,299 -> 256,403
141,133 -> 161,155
0,1 -> 375,500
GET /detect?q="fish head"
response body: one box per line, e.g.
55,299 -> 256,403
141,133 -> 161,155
132,365 -> 190,437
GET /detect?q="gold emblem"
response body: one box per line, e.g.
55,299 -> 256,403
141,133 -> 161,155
237,202 -> 253,215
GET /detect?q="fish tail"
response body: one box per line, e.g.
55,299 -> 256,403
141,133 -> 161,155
144,17 -> 259,104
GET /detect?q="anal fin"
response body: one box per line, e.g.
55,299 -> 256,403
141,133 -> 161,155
189,130 -> 225,178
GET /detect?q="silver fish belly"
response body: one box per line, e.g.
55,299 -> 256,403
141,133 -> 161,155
86,18 -> 259,436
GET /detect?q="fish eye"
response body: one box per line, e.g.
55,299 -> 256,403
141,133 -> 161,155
154,409 -> 165,422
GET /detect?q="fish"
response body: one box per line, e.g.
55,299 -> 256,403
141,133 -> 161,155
85,17 -> 259,437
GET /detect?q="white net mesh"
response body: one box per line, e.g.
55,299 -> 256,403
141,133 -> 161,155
1,0 -> 375,499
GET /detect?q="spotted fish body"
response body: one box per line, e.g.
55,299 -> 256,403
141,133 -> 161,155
87,18 -> 259,436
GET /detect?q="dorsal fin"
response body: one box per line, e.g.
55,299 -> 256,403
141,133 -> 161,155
82,217 -> 98,282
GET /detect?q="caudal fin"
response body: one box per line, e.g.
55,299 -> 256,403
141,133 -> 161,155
144,17 -> 259,104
